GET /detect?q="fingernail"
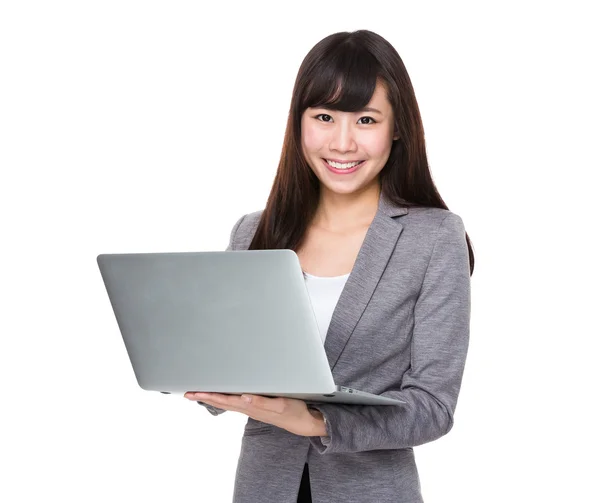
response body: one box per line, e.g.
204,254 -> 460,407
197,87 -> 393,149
241,395 -> 252,403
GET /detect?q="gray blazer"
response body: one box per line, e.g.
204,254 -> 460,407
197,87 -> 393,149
199,191 -> 471,503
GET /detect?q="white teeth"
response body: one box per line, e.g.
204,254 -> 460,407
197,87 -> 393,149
326,160 -> 363,169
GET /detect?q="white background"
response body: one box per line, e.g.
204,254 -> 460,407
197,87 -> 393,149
1,1 -> 598,501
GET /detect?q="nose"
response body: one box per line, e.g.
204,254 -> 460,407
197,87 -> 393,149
329,121 -> 357,153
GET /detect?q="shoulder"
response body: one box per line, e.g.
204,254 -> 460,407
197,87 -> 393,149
400,207 -> 468,268
237,210 -> 264,235
242,209 -> 264,225
228,210 -> 264,248
402,208 -> 469,276
404,206 -> 466,237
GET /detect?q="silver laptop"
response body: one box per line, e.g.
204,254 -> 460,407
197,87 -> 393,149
97,250 -> 405,407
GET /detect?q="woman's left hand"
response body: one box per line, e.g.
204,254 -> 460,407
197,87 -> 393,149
184,392 -> 323,437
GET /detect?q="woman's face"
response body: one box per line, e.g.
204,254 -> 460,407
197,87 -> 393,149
301,80 -> 399,196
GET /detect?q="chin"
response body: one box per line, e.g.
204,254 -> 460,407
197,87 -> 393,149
321,182 -> 365,195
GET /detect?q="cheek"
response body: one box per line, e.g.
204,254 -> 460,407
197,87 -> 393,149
301,122 -> 323,153
361,132 -> 393,158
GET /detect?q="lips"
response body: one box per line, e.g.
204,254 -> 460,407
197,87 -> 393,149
324,159 -> 364,169
322,158 -> 366,174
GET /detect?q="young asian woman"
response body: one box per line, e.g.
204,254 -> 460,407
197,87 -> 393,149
185,29 -> 474,503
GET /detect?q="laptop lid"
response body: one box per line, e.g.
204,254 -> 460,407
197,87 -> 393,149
97,250 -> 337,395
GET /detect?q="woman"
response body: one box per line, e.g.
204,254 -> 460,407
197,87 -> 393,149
185,29 -> 473,503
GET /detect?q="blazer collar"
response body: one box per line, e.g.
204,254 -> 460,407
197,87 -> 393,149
378,190 -> 409,218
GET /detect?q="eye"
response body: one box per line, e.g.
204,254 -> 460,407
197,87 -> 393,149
314,114 -> 376,124
358,116 -> 376,124
316,113 -> 333,122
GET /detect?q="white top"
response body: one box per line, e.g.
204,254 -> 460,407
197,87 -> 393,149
303,271 -> 351,343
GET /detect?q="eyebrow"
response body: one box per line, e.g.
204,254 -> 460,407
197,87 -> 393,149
360,107 -> 384,115
316,106 -> 384,115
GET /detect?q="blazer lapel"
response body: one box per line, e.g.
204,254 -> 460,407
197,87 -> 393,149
323,192 -> 407,372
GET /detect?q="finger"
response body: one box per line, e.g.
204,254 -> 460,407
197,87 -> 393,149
184,392 -> 219,401
199,396 -> 243,410
209,393 -> 255,409
237,394 -> 286,414
193,392 -> 224,403
189,393 -> 281,414
198,396 -> 281,426
192,392 -> 243,406
201,400 -> 234,411
199,394 -> 259,414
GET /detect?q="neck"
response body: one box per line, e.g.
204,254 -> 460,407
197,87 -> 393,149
312,182 -> 381,233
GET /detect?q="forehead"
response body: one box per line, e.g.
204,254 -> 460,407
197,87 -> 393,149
308,80 -> 391,113
366,81 -> 390,107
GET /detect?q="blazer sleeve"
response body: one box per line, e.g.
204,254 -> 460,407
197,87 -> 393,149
308,213 -> 471,453
197,213 -> 247,416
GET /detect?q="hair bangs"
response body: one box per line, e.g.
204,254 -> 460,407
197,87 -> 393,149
301,42 -> 380,113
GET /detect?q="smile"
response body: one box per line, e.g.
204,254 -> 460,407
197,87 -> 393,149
325,159 -> 364,169
322,159 -> 366,174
